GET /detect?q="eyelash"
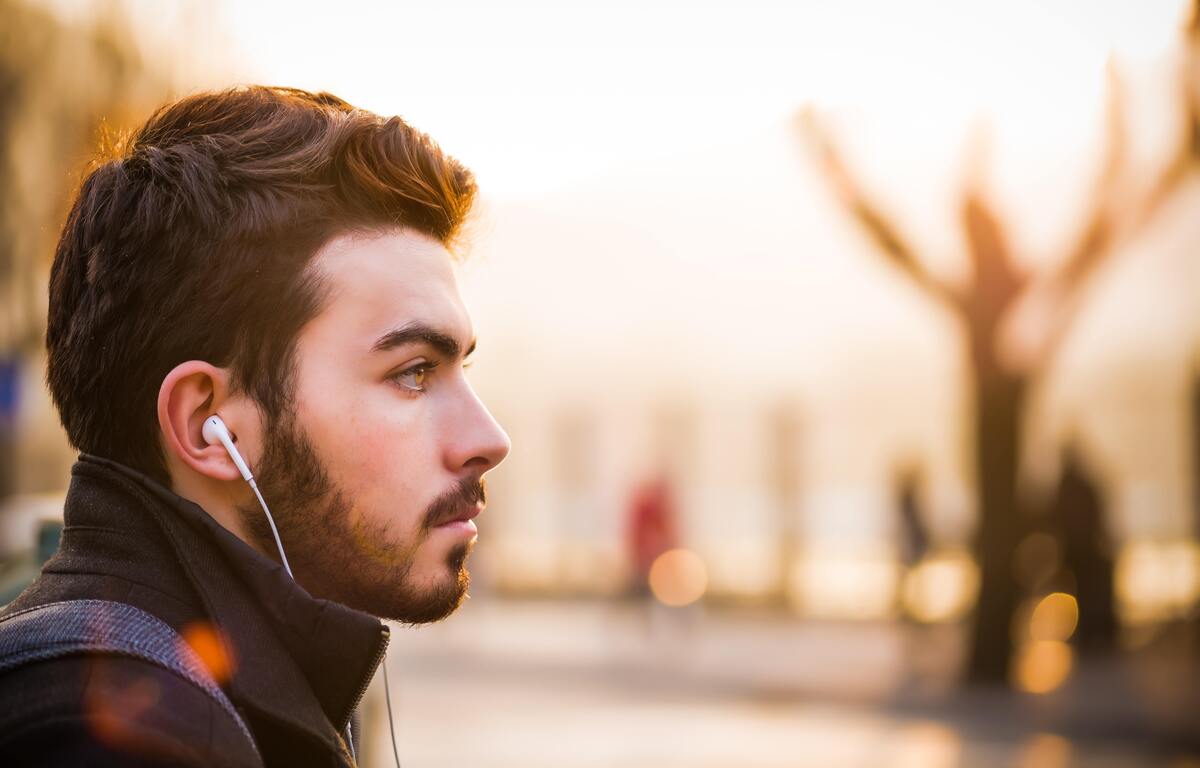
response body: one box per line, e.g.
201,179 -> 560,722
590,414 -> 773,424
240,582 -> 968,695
390,361 -> 439,393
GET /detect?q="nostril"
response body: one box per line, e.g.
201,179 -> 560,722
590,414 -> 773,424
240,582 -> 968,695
463,455 -> 491,470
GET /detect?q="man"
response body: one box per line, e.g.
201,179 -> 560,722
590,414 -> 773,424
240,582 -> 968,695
0,86 -> 510,766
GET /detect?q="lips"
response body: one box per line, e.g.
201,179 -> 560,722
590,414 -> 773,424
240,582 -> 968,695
423,479 -> 488,529
433,501 -> 483,527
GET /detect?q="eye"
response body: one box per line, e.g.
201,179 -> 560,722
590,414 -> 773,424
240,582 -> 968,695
391,362 -> 436,393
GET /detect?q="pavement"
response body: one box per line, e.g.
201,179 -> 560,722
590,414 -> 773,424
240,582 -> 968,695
356,597 -> 1200,768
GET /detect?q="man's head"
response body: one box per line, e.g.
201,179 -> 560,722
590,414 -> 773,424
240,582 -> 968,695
46,86 -> 510,622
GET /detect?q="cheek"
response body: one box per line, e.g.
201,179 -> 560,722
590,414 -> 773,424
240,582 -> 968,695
298,374 -> 431,505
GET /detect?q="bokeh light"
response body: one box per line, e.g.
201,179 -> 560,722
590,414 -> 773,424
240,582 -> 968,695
648,547 -> 708,607
1016,733 -> 1074,768
85,668 -> 163,751
891,722 -> 962,768
180,621 -> 235,685
1014,640 -> 1075,695
1115,540 -> 1200,624
901,549 -> 980,623
1028,592 -> 1080,643
793,545 -> 901,620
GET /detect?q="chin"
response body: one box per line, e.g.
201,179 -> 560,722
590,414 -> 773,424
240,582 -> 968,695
384,542 -> 473,625
390,569 -> 469,625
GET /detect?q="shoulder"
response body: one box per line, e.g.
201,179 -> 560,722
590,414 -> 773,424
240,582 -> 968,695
0,653 -> 258,768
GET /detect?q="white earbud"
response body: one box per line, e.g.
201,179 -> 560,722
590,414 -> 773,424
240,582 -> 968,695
202,415 -> 255,485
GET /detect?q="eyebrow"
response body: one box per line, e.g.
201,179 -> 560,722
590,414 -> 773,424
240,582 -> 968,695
370,322 -> 476,359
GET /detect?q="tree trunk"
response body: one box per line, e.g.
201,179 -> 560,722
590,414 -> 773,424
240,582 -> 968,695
966,370 -> 1027,683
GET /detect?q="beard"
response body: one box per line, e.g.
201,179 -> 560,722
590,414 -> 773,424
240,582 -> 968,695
236,407 -> 482,624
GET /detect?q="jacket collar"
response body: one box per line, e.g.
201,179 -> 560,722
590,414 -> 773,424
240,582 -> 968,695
69,455 -> 387,755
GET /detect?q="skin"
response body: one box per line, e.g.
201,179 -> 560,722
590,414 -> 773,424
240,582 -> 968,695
158,228 -> 511,621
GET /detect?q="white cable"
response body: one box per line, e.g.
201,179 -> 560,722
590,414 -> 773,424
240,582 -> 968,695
382,651 -> 402,768
248,479 -> 294,580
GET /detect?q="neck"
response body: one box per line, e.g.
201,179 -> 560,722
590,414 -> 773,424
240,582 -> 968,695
169,469 -> 271,560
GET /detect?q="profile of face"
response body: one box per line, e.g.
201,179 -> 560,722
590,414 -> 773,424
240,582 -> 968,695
240,229 -> 510,623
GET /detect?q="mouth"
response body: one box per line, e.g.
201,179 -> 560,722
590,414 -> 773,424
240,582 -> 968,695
424,478 -> 489,535
433,501 -> 484,528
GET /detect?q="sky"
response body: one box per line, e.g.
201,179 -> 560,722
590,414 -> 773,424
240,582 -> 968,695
204,0 -> 1187,204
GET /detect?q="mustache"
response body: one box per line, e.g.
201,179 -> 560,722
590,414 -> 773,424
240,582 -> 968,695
422,477 -> 487,529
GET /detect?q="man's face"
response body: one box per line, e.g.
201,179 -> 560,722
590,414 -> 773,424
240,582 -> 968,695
242,229 -> 510,622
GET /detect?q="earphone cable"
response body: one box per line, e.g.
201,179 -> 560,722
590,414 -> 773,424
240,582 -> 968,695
382,651 -> 403,768
248,479 -> 294,580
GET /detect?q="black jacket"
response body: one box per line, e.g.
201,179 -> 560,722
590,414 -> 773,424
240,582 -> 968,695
0,455 -> 388,767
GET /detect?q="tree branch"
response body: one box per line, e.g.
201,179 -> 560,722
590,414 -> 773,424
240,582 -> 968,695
1053,58 -> 1127,296
796,107 -> 962,310
1131,5 -> 1200,240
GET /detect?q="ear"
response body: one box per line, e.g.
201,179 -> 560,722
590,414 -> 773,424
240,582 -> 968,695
157,361 -> 257,484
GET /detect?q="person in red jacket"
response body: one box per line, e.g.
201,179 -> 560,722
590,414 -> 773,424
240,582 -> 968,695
626,475 -> 679,597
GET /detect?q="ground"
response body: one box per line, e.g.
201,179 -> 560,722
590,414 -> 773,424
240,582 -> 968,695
361,597 -> 1200,768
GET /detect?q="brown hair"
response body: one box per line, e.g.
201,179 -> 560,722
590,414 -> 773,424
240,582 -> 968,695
46,86 -> 477,483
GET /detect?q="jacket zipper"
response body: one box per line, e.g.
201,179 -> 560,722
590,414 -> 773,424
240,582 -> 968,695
340,623 -> 391,732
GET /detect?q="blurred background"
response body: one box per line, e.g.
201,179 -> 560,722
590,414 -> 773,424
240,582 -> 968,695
2,0 -> 1199,766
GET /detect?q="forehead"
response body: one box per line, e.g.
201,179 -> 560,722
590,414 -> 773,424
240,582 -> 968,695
304,229 -> 470,348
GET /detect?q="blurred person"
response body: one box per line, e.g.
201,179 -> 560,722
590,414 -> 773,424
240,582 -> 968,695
895,465 -> 930,571
626,474 -> 678,598
0,86 -> 509,767
1051,446 -> 1115,652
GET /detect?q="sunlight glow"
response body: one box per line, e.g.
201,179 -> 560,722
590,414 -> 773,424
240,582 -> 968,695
1115,540 -> 1200,624
901,550 -> 979,623
212,0 -> 1188,201
793,545 -> 900,620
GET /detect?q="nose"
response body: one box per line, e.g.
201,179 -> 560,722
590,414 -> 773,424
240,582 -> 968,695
444,383 -> 511,475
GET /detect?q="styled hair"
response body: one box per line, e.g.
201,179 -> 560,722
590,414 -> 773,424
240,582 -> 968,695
46,86 -> 477,484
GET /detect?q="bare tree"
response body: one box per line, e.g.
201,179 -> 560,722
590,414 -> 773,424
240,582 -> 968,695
797,5 -> 1200,683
